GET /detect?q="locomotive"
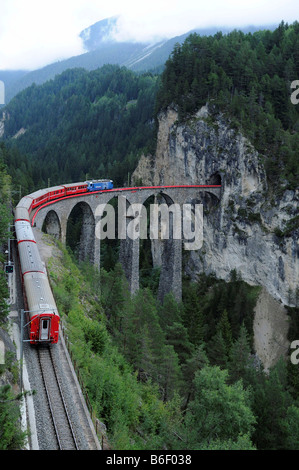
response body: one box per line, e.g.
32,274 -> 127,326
86,179 -> 113,191
15,178 -> 113,344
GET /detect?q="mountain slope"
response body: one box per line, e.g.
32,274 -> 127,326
3,65 -> 159,192
79,16 -> 120,51
2,20 -> 277,102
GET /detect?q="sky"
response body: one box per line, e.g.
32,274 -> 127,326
0,0 -> 298,71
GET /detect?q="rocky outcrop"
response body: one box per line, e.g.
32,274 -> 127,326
133,105 -> 299,308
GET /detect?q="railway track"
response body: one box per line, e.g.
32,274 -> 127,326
38,345 -> 79,450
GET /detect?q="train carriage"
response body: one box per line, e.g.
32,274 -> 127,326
23,272 -> 60,344
15,196 -> 34,221
15,220 -> 35,243
48,185 -> 66,202
15,177 -> 114,346
63,182 -> 88,196
30,188 -> 51,209
18,240 -> 45,276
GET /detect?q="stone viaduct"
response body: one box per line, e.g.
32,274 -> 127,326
32,186 -> 221,302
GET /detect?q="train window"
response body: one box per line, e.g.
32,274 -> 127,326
40,319 -> 50,341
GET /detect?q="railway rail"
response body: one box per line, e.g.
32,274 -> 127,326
38,345 -> 79,450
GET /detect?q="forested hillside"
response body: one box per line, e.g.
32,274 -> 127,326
1,22 -> 299,450
45,245 -> 299,450
0,147 -> 11,324
0,147 -> 27,449
156,21 -> 299,189
3,65 -> 158,193
3,21 -> 299,196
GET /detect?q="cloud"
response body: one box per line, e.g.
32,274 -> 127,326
0,0 -> 298,70
0,0 -> 86,70
111,0 -> 298,42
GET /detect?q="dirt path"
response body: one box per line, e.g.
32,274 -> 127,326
33,227 -> 58,265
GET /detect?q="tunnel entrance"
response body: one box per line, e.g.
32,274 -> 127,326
208,172 -> 222,186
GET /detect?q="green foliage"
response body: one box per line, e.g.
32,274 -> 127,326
252,358 -> 294,450
83,318 -> 109,355
0,142 -> 32,201
184,366 -> 256,449
281,405 -> 299,450
46,238 -> 299,450
3,23 -> 298,193
0,145 -> 12,243
49,247 -> 186,449
3,24 -> 298,448
0,153 -> 26,449
3,65 -> 159,189
228,323 -> 255,385
182,273 -> 260,354
0,151 -> 12,323
0,271 -> 9,323
0,385 -> 27,450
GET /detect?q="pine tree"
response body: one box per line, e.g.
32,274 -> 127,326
218,309 -> 233,355
208,329 -> 229,369
253,358 -> 293,449
165,321 -> 193,365
158,345 -> 182,402
182,282 -> 205,345
228,323 -> 253,385
184,366 -> 256,449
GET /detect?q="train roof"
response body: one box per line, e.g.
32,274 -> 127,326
18,241 -> 45,275
15,206 -> 30,222
15,220 -> 35,242
47,185 -> 66,192
29,188 -> 52,199
23,272 -> 59,317
63,182 -> 87,188
16,195 -> 33,210
86,179 -> 113,183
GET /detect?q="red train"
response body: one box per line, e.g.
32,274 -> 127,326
14,179 -> 113,345
15,179 -> 220,344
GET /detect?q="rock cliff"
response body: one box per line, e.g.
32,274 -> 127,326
133,105 -> 299,310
